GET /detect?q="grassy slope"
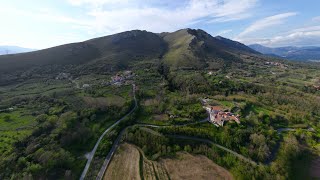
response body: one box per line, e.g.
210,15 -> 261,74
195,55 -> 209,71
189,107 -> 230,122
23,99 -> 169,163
162,29 -> 203,69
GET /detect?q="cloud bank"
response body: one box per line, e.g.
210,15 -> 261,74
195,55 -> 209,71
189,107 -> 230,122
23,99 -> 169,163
66,0 -> 258,34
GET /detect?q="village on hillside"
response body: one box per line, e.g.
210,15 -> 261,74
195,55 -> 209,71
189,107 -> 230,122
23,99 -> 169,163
110,70 -> 135,86
54,70 -> 135,89
264,61 -> 288,69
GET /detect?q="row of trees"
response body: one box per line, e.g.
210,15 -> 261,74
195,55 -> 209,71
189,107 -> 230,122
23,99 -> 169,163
122,127 -> 305,179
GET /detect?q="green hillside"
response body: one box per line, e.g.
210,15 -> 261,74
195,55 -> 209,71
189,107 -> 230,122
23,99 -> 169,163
0,28 -> 260,85
0,29 -> 320,180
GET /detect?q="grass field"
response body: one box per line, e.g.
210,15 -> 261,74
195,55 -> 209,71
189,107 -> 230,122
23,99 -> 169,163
104,143 -> 233,180
0,109 -> 36,155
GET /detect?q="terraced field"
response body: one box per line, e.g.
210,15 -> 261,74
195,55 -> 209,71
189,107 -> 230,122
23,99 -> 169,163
104,143 -> 233,180
142,154 -> 169,180
161,152 -> 233,180
104,143 -> 141,180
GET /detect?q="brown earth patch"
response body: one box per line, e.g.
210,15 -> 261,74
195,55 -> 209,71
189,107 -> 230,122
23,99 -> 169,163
161,152 -> 233,180
153,114 -> 169,121
104,144 -> 233,180
104,143 -> 140,180
83,96 -> 125,108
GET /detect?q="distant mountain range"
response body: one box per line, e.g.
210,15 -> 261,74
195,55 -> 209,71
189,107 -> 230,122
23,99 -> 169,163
0,29 -> 261,77
0,46 -> 35,55
249,44 -> 320,61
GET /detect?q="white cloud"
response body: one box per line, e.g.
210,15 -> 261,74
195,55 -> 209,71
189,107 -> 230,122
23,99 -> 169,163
238,12 -> 297,37
66,0 -> 258,35
67,0 -> 128,6
0,0 -> 259,48
312,16 -> 320,22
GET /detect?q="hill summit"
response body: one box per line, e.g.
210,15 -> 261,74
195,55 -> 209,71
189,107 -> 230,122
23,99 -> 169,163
0,28 -> 260,84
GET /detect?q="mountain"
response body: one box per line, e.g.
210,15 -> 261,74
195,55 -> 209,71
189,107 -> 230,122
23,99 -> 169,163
161,29 -> 259,70
0,29 -> 260,84
0,46 -> 35,55
249,44 -> 320,61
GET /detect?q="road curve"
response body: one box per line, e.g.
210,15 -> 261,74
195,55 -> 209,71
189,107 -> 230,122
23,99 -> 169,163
96,112 -> 306,178
136,124 -> 257,166
166,135 -> 257,166
96,118 -> 209,180
79,84 -> 137,180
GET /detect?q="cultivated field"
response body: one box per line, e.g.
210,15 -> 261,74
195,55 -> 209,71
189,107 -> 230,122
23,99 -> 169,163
104,143 -> 233,180
104,143 -> 141,180
161,152 -> 233,180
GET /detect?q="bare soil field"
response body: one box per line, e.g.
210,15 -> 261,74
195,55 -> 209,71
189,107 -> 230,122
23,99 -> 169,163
104,143 -> 141,180
104,143 -> 233,180
161,152 -> 233,180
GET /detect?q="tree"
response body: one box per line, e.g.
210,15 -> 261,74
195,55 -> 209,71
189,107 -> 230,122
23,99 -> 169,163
4,115 -> 12,122
249,133 -> 270,161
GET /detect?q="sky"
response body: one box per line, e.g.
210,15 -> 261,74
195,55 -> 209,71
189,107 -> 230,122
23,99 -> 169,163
0,0 -> 319,49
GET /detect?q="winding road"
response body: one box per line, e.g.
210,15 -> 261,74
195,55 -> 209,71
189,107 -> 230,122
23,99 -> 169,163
92,88 -> 308,179
79,84 -> 137,180
96,123 -> 308,179
96,119 -> 259,180
95,118 -> 209,180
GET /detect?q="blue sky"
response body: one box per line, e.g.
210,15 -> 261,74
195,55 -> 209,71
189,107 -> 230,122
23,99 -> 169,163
0,0 -> 319,49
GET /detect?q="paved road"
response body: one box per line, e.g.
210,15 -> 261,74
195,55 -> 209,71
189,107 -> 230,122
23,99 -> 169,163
95,108 -> 312,178
96,118 -> 209,180
96,129 -> 127,180
136,123 -> 257,166
97,119 -> 258,180
79,84 -> 137,180
166,135 -> 257,166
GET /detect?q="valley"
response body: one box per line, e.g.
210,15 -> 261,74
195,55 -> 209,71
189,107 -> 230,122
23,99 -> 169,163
0,29 -> 320,180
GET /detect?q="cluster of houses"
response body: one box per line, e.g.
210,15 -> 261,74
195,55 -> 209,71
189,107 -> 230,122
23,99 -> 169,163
265,61 -> 288,68
55,73 -> 72,80
313,85 -> 320,91
201,98 -> 240,127
111,70 -> 135,86
204,106 -> 240,127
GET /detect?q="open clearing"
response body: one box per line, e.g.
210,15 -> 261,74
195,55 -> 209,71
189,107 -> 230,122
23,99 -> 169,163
104,143 -> 233,180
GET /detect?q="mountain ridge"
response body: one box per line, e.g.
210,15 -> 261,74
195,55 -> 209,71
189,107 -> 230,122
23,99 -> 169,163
249,44 -> 320,61
0,28 -> 260,82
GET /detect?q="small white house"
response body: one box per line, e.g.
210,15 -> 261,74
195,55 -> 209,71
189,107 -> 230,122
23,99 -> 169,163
82,84 -> 90,88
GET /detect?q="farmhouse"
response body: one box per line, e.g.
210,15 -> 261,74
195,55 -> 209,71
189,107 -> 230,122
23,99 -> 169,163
204,106 -> 240,127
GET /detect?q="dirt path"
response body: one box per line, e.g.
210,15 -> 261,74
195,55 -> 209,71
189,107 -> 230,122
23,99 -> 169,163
79,84 -> 137,180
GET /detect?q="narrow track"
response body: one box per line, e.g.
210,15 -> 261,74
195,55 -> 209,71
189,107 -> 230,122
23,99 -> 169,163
79,84 -> 137,180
